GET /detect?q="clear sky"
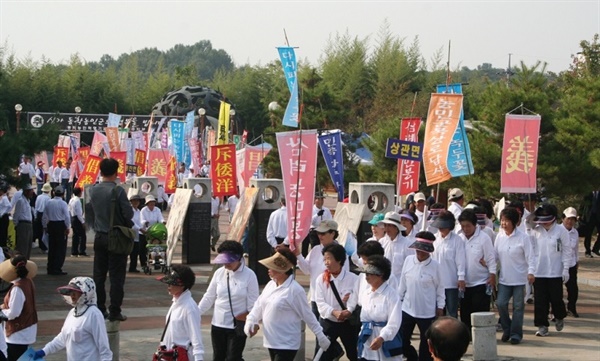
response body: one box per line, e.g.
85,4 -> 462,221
0,0 -> 598,73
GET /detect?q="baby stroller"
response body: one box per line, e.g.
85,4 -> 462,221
143,223 -> 168,275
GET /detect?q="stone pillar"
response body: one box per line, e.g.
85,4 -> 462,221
106,320 -> 120,361
471,311 -> 497,361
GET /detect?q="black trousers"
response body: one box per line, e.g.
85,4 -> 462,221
534,277 -> 567,327
129,241 -> 140,271
93,232 -> 128,316
580,216 -> 600,253
268,349 -> 297,361
320,319 -> 358,361
401,311 -> 434,361
139,234 -> 148,267
0,214 -> 9,248
47,220 -> 67,273
71,216 -> 87,256
460,284 -> 491,330
566,265 -> 579,313
7,343 -> 27,361
211,325 -> 247,361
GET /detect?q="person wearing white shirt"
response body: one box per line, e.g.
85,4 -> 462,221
399,232 -> 445,361
42,186 -> 71,275
266,198 -> 288,249
51,162 -> 64,188
18,157 -> 35,185
315,244 -> 359,361
0,183 -> 13,248
226,193 -> 239,222
379,212 -> 414,281
156,185 -> 169,211
494,207 -> 536,345
431,211 -> 466,318
245,249 -> 331,361
141,195 -> 165,270
413,192 -> 427,231
560,207 -> 580,318
508,200 -> 534,303
530,204 -> 571,337
210,195 -> 221,252
11,185 -> 35,259
198,241 -> 259,361
399,210 -> 419,244
68,187 -> 87,257
157,265 -> 204,361
447,188 -> 464,222
33,183 -> 52,252
358,255 -> 403,361
351,214 -> 385,269
301,193 -> 333,256
34,161 -> 45,194
457,209 -> 497,332
128,195 -> 143,273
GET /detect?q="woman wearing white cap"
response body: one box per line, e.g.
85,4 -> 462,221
198,241 -> 259,361
140,195 -> 164,271
379,212 -> 414,280
245,248 -> 331,361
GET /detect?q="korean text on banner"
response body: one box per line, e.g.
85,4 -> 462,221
436,84 -> 474,177
134,149 -> 146,176
210,144 -> 237,196
147,149 -> 170,185
423,93 -> 463,186
240,143 -> 272,189
111,151 -> 127,183
188,138 -> 202,172
90,131 -> 107,156
105,127 -> 120,152
500,114 -> 541,193
396,118 -> 422,196
277,130 -> 318,250
277,47 -> 299,128
165,156 -> 178,193
318,131 -> 344,201
75,155 -> 102,189
217,101 -> 231,145
53,146 -> 69,167
169,121 -> 186,163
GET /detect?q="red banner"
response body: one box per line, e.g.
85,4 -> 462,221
90,131 -> 107,156
79,147 -> 90,165
276,130 -> 318,250
165,156 -> 178,193
111,151 -> 127,183
75,155 -> 102,189
134,149 -> 146,177
188,138 -> 202,176
53,146 -> 69,167
147,149 -> 169,185
423,93 -> 463,186
500,114 -> 541,193
34,152 -> 49,174
210,144 -> 237,197
397,118 -> 422,195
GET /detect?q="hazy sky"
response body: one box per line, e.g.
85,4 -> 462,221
0,0 -> 598,73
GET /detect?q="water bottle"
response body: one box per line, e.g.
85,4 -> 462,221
486,284 -> 493,296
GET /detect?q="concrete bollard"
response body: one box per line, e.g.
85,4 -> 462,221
293,321 -> 306,361
471,312 -> 497,361
106,320 -> 120,361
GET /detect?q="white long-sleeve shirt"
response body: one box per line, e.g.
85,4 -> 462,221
311,205 -> 333,228
11,190 -> 33,224
246,275 -> 327,350
432,231 -> 466,289
379,233 -> 414,280
34,193 -> 51,213
530,223 -> 572,278
162,290 -> 204,361
494,228 -> 536,286
560,224 -> 579,267
18,162 -> 34,176
140,206 -> 164,229
459,227 -> 497,287
315,269 -> 359,322
42,307 -> 112,361
68,196 -> 84,224
0,195 -> 11,217
2,280 -> 37,345
42,197 -> 71,229
266,206 -> 287,248
399,255 -> 445,318
198,263 -> 259,329
297,243 -> 349,302
131,208 -> 142,241
358,282 -> 403,361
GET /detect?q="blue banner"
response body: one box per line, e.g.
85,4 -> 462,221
436,83 -> 474,177
277,47 -> 299,128
183,111 -> 195,166
385,138 -> 423,161
318,131 -> 344,201
107,112 -> 122,127
169,120 -> 185,164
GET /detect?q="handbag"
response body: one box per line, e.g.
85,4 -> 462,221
329,278 -> 360,325
152,313 -> 190,361
107,187 -> 135,255
227,272 -> 246,338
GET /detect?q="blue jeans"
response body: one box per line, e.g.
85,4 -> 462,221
445,288 -> 459,318
496,284 -> 525,341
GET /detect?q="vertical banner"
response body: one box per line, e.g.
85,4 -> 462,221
242,130 -> 248,147
90,131 -> 107,156
276,130 -> 318,250
436,84 -> 474,177
206,129 -> 216,161
135,149 -> 147,177
105,127 -> 120,152
131,131 -> 146,151
243,143 -> 272,187
188,138 -> 202,174
78,147 -> 90,165
53,146 -> 69,167
397,118 -> 422,195
161,128 -> 168,149
236,148 -> 246,189
165,156 -> 178,193
423,93 -> 464,186
318,131 -> 345,201
123,138 -> 135,165
169,120 -> 185,163
34,152 -> 49,173
500,114 -> 541,193
111,151 -> 127,183
277,47 -> 299,128
183,111 -> 195,166
210,144 -> 237,196
147,149 -> 170,185
107,113 -> 122,127
217,101 -> 231,145
75,155 -> 102,189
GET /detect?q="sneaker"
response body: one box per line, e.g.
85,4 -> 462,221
70,254 -> 79,258
568,310 -> 580,318
32,242 -> 39,249
535,326 -> 549,337
211,246 -> 216,252
79,253 -> 90,257
593,250 -> 600,257
501,333 -> 510,342
526,298 -> 534,304
555,318 -> 564,331
510,338 -> 521,345
585,253 -> 593,258
108,313 -> 127,322
496,323 -> 503,332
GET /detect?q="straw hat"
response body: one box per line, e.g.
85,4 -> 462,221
259,252 -> 294,273
0,259 -> 38,282
41,183 -> 52,193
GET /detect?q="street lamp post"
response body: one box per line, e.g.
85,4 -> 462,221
268,101 -> 280,128
198,108 -> 206,162
229,109 -> 236,143
15,104 -> 22,133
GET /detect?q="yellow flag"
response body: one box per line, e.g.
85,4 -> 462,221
217,101 -> 231,145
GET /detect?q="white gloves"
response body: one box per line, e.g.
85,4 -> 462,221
562,269 -> 570,284
317,335 -> 331,351
244,321 -> 258,337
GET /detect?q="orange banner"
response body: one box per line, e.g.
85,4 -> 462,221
53,146 -> 69,167
165,156 -> 178,193
111,151 -> 127,183
135,149 -> 146,177
75,155 -> 102,189
147,149 -> 170,185
211,144 -> 237,197
79,147 -> 90,165
105,127 -> 120,152
423,93 -> 463,186
206,129 -> 216,160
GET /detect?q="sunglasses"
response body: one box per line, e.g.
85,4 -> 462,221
316,231 -> 331,236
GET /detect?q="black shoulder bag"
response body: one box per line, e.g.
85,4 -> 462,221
329,278 -> 360,325
227,272 -> 247,337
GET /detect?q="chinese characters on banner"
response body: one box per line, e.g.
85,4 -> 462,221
217,101 -> 231,145
396,118 -> 422,195
423,93 -> 463,186
134,149 -> 146,177
75,155 -> 102,189
53,146 -> 69,167
90,131 -> 107,156
165,156 -> 178,193
500,114 -> 541,193
210,144 -> 237,196
79,147 -> 90,165
236,144 -> 272,189
318,131 -> 344,201
277,47 -> 299,128
111,151 -> 127,183
276,130 -> 318,250
147,149 -> 170,185
105,127 -> 120,152
169,121 -> 185,163
188,138 -> 202,175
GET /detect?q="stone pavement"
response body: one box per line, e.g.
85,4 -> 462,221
27,205 -> 600,361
